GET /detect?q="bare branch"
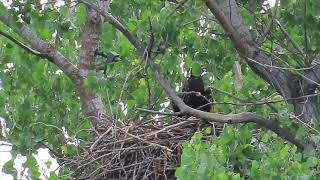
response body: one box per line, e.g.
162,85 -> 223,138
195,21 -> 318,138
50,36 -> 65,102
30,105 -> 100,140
167,0 -> 188,17
136,108 -> 182,116
257,0 -> 280,44
275,20 -> 306,59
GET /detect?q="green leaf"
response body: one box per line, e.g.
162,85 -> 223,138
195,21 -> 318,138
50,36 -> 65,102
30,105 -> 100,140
185,56 -> 193,68
242,145 -> 261,160
191,62 -> 201,77
279,144 -> 290,159
2,160 -> 14,174
204,127 -> 211,135
219,127 -> 234,146
49,172 -> 57,180
85,71 -> 99,90
131,88 -> 146,100
306,157 -> 318,168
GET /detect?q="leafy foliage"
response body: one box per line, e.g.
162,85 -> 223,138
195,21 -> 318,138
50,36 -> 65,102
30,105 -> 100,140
176,127 -> 320,179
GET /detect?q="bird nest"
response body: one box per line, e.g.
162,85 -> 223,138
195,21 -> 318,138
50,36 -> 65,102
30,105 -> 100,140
65,117 -> 221,179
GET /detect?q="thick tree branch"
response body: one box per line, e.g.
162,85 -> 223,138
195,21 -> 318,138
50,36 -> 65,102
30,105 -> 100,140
81,0 -> 310,149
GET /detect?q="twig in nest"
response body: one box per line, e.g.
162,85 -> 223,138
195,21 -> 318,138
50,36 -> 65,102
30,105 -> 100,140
136,108 -> 182,116
117,127 -> 173,152
90,127 -> 112,152
138,115 -> 167,126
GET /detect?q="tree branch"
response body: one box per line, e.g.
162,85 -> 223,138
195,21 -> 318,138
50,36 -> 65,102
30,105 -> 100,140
0,30 -> 48,59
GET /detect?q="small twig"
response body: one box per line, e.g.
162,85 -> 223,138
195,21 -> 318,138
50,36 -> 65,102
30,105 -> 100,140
209,86 -> 245,102
117,127 -> 173,152
247,56 -> 320,86
116,65 -> 140,120
177,91 -> 201,96
33,122 -> 64,132
138,115 -> 167,126
144,120 -> 194,138
210,85 -> 320,105
177,91 -> 212,104
275,20 -> 306,59
246,55 -> 315,71
147,17 -> 154,56
136,108 -> 181,116
257,0 -> 280,44
105,88 -> 113,117
90,127 -> 112,152
167,0 -> 188,17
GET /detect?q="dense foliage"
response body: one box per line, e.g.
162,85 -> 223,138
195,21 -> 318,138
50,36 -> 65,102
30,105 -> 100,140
0,0 -> 319,179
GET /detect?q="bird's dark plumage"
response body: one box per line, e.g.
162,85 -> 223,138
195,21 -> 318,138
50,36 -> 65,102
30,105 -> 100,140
173,73 -> 212,114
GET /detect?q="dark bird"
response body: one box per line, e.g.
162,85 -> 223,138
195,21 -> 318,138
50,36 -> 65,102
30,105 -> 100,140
172,70 -> 212,114
95,50 -> 122,75
95,50 -> 122,63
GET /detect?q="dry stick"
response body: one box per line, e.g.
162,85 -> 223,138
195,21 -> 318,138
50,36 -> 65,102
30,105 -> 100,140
275,20 -> 306,59
167,0 -> 189,17
136,108 -> 181,116
117,127 -> 173,152
95,145 -> 153,154
90,127 -> 112,152
80,0 -> 310,150
257,0 -> 280,44
247,57 -> 320,86
144,121 -> 194,138
210,86 -> 320,105
247,52 -> 315,71
138,115 -> 167,126
246,55 -> 320,88
104,120 -> 193,147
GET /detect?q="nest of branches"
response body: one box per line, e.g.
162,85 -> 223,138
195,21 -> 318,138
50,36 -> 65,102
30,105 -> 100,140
66,117 -> 222,180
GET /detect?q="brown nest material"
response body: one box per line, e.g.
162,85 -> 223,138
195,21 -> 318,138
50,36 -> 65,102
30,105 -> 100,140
65,117 -> 223,180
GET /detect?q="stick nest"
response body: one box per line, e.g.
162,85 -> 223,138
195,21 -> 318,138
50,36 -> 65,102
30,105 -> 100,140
65,117 -> 220,179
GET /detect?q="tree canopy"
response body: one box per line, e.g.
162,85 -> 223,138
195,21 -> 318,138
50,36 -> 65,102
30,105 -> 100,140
0,0 -> 319,179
